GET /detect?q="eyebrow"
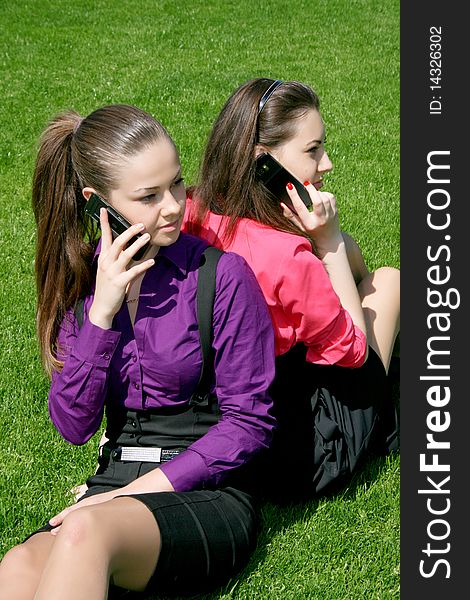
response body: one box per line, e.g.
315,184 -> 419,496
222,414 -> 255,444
133,186 -> 158,193
305,139 -> 322,148
305,132 -> 326,148
133,169 -> 182,193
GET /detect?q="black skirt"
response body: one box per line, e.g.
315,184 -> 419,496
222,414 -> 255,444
127,486 -> 256,596
261,344 -> 399,501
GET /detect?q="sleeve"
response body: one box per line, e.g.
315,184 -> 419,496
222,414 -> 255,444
48,307 -> 121,445
159,252 -> 276,491
275,242 -> 367,367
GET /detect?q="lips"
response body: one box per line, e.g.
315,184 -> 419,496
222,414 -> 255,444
159,218 -> 180,230
313,180 -> 323,190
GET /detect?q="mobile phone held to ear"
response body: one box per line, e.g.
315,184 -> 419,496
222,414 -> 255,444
255,152 -> 313,214
84,193 -> 150,261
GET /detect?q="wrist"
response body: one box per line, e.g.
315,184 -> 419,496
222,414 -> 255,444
121,468 -> 175,494
88,304 -> 114,330
313,234 -> 346,259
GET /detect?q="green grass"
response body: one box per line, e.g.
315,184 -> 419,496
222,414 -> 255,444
0,1 -> 399,598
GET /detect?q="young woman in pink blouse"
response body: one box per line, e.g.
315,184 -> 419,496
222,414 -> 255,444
185,78 -> 400,500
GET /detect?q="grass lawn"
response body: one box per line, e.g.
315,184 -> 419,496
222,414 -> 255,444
0,1 -> 400,598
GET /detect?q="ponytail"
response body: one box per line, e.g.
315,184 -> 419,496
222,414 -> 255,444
32,111 -> 97,376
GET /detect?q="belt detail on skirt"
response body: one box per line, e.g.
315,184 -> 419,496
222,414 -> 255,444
102,445 -> 185,463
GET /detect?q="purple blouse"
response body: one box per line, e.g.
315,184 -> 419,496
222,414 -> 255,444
49,233 -> 276,491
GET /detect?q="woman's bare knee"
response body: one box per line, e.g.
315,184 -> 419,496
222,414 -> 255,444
375,265 -> 400,288
57,507 -> 104,549
359,266 -> 400,372
359,267 -> 400,316
0,534 -> 53,598
1,534 -> 52,573
1,544 -> 34,575
54,498 -> 161,592
341,231 -> 370,283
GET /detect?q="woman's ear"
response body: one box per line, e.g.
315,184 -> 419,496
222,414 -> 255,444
254,144 -> 271,159
82,187 -> 96,202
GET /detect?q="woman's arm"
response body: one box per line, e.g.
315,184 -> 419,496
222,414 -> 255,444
50,468 -> 174,531
282,183 -> 368,351
48,315 -> 121,444
157,252 -> 276,491
315,235 -> 368,344
49,210 -> 155,445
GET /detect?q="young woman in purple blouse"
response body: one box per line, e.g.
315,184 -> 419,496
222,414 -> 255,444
0,105 -> 276,599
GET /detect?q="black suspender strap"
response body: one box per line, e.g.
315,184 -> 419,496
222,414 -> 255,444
75,297 -> 85,329
190,245 -> 224,407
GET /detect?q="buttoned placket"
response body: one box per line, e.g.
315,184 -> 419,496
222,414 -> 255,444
125,339 -> 144,408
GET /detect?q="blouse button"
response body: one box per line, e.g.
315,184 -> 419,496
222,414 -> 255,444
132,355 -> 137,363
133,382 -> 140,390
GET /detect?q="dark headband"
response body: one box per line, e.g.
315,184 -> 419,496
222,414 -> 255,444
256,79 -> 284,142
257,79 -> 284,115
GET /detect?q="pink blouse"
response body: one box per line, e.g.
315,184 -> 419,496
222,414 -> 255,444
183,197 -> 367,368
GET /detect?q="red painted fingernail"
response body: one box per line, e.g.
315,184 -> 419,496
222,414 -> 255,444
287,182 -> 293,190
304,180 -> 311,186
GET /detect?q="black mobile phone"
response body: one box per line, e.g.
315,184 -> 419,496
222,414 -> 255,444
255,152 -> 313,214
84,193 -> 150,261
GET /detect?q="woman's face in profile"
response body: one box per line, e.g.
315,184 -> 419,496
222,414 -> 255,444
271,109 -> 333,189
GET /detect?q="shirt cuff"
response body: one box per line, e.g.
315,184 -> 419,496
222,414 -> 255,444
306,319 -> 367,367
72,318 -> 121,367
159,449 -> 210,492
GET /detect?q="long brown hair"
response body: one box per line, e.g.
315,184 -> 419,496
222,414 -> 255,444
188,78 -> 320,243
32,104 -> 171,375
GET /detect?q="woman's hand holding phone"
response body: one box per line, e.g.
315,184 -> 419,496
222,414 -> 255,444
88,208 -> 155,330
282,182 -> 342,257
